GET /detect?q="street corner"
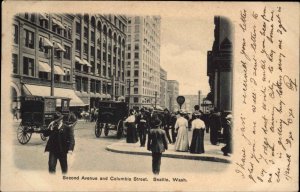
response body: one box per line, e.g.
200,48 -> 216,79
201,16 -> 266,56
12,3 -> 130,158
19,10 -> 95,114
106,140 -> 231,164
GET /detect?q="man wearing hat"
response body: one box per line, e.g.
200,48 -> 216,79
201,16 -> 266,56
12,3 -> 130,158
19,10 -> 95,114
136,108 -> 149,147
221,114 -> 232,156
147,116 -> 168,175
43,112 -> 75,174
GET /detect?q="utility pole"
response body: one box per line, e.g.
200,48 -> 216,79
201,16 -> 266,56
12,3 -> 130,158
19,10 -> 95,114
154,91 -> 157,109
50,47 -> 54,96
198,90 -> 201,106
127,80 -> 134,108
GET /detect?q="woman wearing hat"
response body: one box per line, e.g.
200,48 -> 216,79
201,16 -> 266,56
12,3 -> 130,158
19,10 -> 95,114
124,109 -> 138,143
43,112 -> 75,174
190,112 -> 206,154
174,110 -> 189,152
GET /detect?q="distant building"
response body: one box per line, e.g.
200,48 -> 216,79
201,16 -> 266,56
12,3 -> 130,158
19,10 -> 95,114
125,16 -> 161,109
167,80 -> 179,112
159,67 -> 168,109
207,16 -> 232,112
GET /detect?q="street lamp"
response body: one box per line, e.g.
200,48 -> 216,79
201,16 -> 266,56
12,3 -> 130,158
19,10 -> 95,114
126,79 -> 134,108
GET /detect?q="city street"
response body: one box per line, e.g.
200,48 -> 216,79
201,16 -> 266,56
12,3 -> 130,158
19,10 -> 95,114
13,120 -> 228,174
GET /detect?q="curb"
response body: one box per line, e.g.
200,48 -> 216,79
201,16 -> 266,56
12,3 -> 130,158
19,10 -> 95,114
106,145 -> 231,164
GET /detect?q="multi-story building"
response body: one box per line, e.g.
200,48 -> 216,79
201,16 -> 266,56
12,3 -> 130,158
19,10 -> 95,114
73,14 -> 127,108
207,16 -> 233,112
159,67 -> 168,109
125,16 -> 161,109
11,13 -> 127,112
167,80 -> 179,112
11,13 -> 85,110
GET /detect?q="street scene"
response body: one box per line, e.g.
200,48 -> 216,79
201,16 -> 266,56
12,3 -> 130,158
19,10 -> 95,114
10,13 -> 232,175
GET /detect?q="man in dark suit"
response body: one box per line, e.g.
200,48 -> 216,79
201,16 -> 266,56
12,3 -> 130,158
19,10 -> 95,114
136,108 -> 149,147
147,117 -> 168,175
43,112 -> 75,174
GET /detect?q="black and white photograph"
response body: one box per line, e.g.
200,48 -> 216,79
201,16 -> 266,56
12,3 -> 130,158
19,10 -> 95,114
1,1 -> 299,192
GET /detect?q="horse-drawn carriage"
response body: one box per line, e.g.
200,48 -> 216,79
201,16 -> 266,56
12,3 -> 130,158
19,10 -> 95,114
94,101 -> 129,139
17,95 -> 71,144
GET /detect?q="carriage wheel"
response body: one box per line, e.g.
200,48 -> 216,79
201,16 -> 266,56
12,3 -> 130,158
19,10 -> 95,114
104,124 -> 109,136
40,133 -> 47,141
95,122 -> 103,138
17,123 -> 32,145
116,120 -> 123,139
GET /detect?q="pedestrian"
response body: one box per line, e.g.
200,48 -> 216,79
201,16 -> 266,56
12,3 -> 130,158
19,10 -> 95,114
43,112 -> 75,174
162,108 -> 172,144
190,112 -> 205,154
170,112 -> 178,143
174,110 -> 189,152
136,108 -> 148,147
147,116 -> 168,175
124,109 -> 138,143
209,108 -> 221,145
221,114 -> 232,156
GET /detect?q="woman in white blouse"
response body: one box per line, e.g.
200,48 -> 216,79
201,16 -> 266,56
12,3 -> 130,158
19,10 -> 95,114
124,109 -> 138,143
190,112 -> 206,154
174,111 -> 189,152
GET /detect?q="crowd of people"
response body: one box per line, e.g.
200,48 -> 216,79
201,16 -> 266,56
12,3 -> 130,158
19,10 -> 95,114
123,105 -> 233,157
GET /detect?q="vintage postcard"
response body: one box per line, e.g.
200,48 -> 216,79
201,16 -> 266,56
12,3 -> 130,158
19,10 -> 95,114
1,1 -> 299,191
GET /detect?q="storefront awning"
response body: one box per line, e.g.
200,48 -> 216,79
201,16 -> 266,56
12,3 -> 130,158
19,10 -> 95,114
54,65 -> 65,75
54,42 -> 66,52
40,13 -> 48,21
52,18 -> 66,29
82,59 -> 92,67
38,61 -> 51,72
75,57 -> 85,65
24,84 -> 86,107
43,37 -> 53,48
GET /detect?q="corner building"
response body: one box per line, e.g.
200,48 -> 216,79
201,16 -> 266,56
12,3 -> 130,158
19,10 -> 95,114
125,16 -> 161,109
74,14 -> 127,108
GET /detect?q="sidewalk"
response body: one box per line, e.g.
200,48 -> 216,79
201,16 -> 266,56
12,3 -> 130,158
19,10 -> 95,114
106,130 -> 231,163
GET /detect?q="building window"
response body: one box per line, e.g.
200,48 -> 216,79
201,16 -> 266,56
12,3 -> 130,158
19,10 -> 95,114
135,25 -> 139,33
91,31 -> 95,42
13,25 -> 18,44
127,53 -> 131,59
30,14 -> 35,22
134,79 -> 138,86
54,49 -> 61,59
90,80 -> 95,93
75,39 -> 81,51
127,70 -> 130,77
23,57 -> 34,76
103,52 -> 106,62
127,44 -> 131,51
63,68 -> 71,82
134,97 -> 139,103
97,49 -> 101,59
82,78 -> 88,92
24,13 -> 29,20
75,63 -> 81,71
84,27 -> 88,39
39,72 -> 48,80
134,70 -> 139,77
134,34 -> 139,41
134,52 -> 139,59
12,54 -> 18,74
24,29 -> 34,49
76,22 -> 81,34
91,46 -> 95,57
75,76 -> 81,91
134,44 -> 139,50
84,43 -> 88,54
134,88 -> 138,94
64,45 -> 71,60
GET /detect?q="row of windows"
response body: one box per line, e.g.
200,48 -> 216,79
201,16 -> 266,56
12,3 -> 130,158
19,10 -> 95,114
23,13 -> 72,40
14,25 -> 72,60
12,54 -> 71,82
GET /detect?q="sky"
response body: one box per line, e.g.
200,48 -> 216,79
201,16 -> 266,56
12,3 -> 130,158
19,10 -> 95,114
160,16 -> 214,96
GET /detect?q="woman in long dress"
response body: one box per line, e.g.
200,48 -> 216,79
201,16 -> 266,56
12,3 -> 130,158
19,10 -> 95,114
124,109 -> 138,143
174,111 -> 189,152
190,112 -> 205,154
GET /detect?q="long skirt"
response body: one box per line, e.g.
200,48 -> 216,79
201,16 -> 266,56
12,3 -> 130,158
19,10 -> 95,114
126,123 -> 138,143
174,126 -> 189,152
190,129 -> 205,154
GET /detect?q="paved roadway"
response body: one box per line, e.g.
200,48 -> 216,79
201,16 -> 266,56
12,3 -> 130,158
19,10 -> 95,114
13,120 -> 228,174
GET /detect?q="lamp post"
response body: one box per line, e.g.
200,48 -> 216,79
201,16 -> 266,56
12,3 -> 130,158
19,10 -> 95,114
154,91 -> 157,109
127,79 -> 134,108
50,47 -> 54,96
